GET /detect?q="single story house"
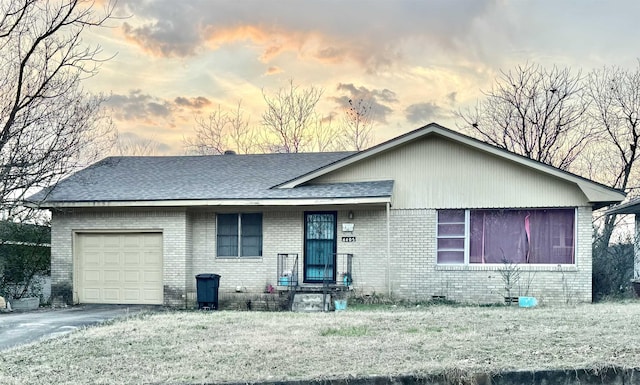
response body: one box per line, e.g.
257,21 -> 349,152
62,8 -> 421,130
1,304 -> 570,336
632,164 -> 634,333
28,123 -> 625,307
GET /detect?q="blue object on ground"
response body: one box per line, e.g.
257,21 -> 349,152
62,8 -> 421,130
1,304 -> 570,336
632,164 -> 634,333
518,296 -> 537,308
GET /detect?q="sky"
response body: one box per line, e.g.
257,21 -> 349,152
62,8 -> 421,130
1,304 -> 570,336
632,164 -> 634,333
82,0 -> 640,155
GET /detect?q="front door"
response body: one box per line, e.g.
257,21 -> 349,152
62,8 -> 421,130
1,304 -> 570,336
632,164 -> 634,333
304,212 -> 337,283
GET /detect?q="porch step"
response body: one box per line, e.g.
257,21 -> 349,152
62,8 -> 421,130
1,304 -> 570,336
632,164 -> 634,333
291,293 -> 329,312
277,284 -> 349,293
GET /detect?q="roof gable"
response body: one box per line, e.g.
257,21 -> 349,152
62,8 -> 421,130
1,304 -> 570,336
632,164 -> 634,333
277,123 -> 625,208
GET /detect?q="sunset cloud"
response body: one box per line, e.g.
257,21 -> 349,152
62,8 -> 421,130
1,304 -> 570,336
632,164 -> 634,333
106,91 -> 212,127
404,102 -> 454,125
107,90 -> 172,122
265,66 -> 283,76
117,0 -> 499,72
83,1 -> 640,155
174,96 -> 212,109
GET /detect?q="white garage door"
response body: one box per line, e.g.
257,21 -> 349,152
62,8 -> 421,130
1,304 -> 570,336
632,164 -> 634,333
77,233 -> 163,305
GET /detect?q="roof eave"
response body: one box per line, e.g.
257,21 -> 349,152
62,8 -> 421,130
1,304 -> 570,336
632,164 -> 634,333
35,196 -> 392,209
605,198 -> 640,215
594,201 -> 627,211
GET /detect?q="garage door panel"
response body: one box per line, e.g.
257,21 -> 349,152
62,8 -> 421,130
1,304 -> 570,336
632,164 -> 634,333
143,252 -> 160,264
104,270 -> 121,282
124,270 -> 140,282
124,252 -> 141,265
103,236 -> 121,247
83,288 -> 101,302
103,289 -> 121,301
77,233 -> 163,305
81,234 -> 102,247
84,252 -> 101,265
103,252 -> 121,265
123,235 -> 141,247
123,289 -> 141,301
143,234 -> 162,247
84,270 -> 101,282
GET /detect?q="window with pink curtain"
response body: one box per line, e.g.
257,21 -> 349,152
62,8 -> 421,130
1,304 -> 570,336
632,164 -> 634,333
437,208 -> 575,264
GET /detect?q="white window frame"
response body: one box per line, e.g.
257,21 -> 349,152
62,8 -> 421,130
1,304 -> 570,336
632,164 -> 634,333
436,209 -> 469,264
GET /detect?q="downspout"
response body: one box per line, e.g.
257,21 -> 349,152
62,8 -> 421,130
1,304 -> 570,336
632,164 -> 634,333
386,202 -> 391,297
635,216 -> 640,279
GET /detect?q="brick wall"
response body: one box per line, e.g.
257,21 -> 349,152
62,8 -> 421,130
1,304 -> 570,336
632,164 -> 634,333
389,206 -> 593,305
189,210 -> 283,300
52,205 -> 593,307
334,209 -> 388,294
189,208 -> 390,300
50,208 -> 188,307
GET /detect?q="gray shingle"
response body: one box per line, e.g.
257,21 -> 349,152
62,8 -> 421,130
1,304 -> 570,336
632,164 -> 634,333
29,152 -> 392,203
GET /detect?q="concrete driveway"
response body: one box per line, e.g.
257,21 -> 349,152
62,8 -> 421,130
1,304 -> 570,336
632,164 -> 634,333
0,305 -> 158,351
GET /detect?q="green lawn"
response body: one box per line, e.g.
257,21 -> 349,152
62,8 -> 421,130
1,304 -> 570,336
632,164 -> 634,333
2,302 -> 640,384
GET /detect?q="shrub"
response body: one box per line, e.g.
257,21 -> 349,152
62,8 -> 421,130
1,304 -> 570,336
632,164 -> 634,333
0,222 -> 50,300
592,240 -> 634,301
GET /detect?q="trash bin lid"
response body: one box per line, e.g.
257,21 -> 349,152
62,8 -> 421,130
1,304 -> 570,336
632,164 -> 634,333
196,273 -> 220,279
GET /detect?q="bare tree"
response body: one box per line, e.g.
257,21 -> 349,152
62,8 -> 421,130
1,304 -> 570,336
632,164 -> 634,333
226,103 -> 258,155
310,114 -> 341,152
458,63 -> 593,171
183,102 -> 257,155
261,80 -> 323,153
587,64 -> 640,250
185,81 -> 346,155
116,135 -> 162,156
341,98 -> 375,151
459,62 -> 640,261
0,0 -> 115,216
184,106 -> 227,155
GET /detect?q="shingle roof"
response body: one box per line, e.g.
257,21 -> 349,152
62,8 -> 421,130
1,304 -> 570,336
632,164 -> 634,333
29,152 -> 393,204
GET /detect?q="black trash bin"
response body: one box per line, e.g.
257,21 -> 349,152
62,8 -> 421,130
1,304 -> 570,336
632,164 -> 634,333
195,273 -> 221,310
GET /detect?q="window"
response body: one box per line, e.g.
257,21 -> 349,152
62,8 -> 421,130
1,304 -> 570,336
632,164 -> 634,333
217,213 -> 262,258
437,208 -> 575,264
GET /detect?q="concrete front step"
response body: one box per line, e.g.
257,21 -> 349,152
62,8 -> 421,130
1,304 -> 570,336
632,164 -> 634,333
291,293 -> 331,312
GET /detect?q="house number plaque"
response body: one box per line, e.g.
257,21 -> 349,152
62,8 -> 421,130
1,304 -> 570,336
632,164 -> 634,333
341,236 -> 356,242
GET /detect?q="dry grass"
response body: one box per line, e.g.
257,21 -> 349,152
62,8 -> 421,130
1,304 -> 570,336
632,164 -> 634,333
2,302 -> 640,384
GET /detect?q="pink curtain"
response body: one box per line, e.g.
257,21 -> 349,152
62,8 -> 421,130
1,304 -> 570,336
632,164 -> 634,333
528,209 -> 574,264
470,210 -> 528,263
469,209 -> 574,264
